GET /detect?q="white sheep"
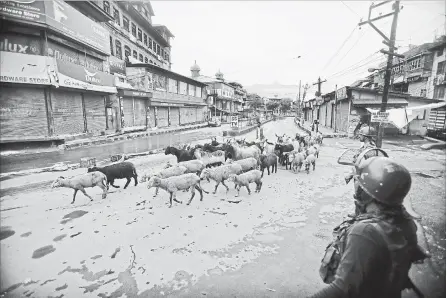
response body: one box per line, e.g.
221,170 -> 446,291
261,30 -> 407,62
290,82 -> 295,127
290,152 -> 306,173
164,160 -> 205,174
306,144 -> 320,158
262,140 -> 276,155
51,171 -> 108,204
199,163 -> 243,194
147,173 -> 209,207
141,165 -> 188,197
228,170 -> 263,197
304,154 -> 316,174
225,157 -> 257,172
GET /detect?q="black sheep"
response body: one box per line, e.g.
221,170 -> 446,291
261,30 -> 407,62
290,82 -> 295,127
274,143 -> 294,166
88,162 -> 138,189
260,154 -> 278,177
165,146 -> 196,163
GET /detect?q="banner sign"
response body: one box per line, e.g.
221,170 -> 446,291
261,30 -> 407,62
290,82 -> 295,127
118,90 -> 152,98
109,56 -> 126,76
231,115 -> 239,128
0,51 -> 54,85
336,87 -> 347,100
46,41 -> 104,71
370,111 -> 390,123
44,0 -> 110,54
0,34 -> 42,55
1,1 -> 110,55
0,1 -> 46,23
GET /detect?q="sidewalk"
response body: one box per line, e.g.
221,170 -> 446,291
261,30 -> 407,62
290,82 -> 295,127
295,118 -> 348,138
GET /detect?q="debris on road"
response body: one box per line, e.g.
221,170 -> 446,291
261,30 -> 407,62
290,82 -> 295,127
206,210 -> 228,216
111,247 -> 121,259
70,232 -> 82,238
266,288 -> 276,292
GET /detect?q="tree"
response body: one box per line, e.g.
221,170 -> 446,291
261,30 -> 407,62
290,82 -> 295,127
247,93 -> 264,110
280,98 -> 292,113
266,101 -> 280,111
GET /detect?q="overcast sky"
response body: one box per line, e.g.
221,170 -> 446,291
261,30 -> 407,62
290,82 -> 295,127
151,1 -> 446,96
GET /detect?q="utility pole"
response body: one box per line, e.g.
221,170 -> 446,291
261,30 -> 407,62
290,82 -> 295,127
298,80 -> 301,117
359,1 -> 403,148
313,77 -> 327,96
334,85 -> 338,132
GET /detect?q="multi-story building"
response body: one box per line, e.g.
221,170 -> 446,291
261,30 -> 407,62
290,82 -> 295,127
190,62 -> 241,122
0,0 -> 117,142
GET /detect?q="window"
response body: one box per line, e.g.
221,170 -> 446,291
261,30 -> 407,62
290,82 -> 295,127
123,16 -> 129,31
166,53 -> 170,62
113,7 -> 120,25
139,54 -> 143,62
420,88 -> 427,98
161,49 -> 164,59
434,85 -> 446,99
143,33 -> 147,46
103,1 -> 110,14
168,78 -> 178,93
438,49 -> 444,57
415,110 -> 426,120
437,61 -> 446,75
148,38 -> 153,50
137,28 -> 142,41
115,40 -> 122,59
196,86 -> 202,98
124,46 -> 131,59
144,57 -> 148,63
133,50 -> 137,59
188,84 -> 196,97
109,36 -> 114,56
179,82 -> 187,95
131,23 -> 136,37
156,44 -> 160,55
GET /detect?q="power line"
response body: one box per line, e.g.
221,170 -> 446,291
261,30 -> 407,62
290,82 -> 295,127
341,1 -> 361,18
326,49 -> 381,79
327,55 -> 386,80
321,25 -> 358,72
333,26 -> 368,69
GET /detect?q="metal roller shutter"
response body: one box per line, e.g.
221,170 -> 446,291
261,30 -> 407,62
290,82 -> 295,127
157,107 -> 169,127
149,106 -> 156,127
133,98 -> 147,127
84,94 -> 106,134
51,89 -> 84,135
170,107 -> 180,126
122,97 -> 134,128
0,86 -> 49,138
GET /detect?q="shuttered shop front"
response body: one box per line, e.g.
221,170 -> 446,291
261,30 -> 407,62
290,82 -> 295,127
134,98 -> 147,127
149,107 -> 156,127
180,107 -> 197,124
170,107 -> 180,126
157,107 -> 169,128
84,94 -> 106,134
51,89 -> 85,135
122,97 -> 135,128
0,86 -> 49,138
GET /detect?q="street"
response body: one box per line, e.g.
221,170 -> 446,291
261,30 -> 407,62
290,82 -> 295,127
0,118 -> 445,298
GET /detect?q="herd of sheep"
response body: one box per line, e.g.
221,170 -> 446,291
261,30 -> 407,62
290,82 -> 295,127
51,132 -> 323,208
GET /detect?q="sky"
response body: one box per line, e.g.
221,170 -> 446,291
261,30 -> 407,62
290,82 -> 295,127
150,1 -> 446,97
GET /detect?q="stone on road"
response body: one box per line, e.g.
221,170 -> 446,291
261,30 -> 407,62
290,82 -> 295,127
0,118 -> 444,298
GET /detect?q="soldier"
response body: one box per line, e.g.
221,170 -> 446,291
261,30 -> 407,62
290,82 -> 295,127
344,125 -> 378,184
310,157 -> 429,298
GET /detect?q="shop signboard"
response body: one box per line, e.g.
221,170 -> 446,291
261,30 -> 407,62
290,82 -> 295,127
109,56 -> 126,76
0,34 -> 42,55
0,1 -> 46,23
46,41 -> 104,71
118,90 -> 152,98
370,111 -> 390,123
0,51 -> 54,85
231,115 -> 239,128
336,87 -> 347,100
55,58 -> 116,93
44,0 -> 110,54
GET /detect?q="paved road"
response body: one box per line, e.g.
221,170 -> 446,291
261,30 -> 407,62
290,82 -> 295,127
0,118 -> 445,298
0,124 -> 232,174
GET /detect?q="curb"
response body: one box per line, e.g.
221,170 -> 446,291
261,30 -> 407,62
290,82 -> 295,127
223,118 -> 274,137
420,142 -> 446,150
64,123 -> 208,150
423,136 -> 446,143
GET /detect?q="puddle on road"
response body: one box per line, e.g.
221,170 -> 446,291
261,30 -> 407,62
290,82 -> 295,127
32,245 -> 56,259
0,226 -> 15,241
60,210 -> 88,224
53,234 -> 67,242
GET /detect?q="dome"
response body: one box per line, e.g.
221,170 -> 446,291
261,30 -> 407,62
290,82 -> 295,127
215,69 -> 224,80
190,60 -> 200,71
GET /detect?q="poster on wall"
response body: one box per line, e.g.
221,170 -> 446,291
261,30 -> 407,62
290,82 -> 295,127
127,68 -> 153,92
0,34 -> 42,55
153,73 -> 166,91
0,1 -> 46,23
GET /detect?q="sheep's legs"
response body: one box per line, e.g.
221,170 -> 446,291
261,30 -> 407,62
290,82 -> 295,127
213,182 -> 220,194
133,175 -> 138,186
172,192 -> 182,204
246,185 -> 251,195
124,178 -> 131,189
110,180 -> 120,188
313,162 -> 316,171
99,186 -> 107,199
154,187 -> 159,197
80,187 -> 93,202
257,181 -> 263,192
267,167 -> 270,175
235,185 -> 240,197
221,180 -> 230,193
71,189 -> 78,204
187,186 -> 200,205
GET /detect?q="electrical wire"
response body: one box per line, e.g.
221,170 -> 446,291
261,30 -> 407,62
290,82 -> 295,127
333,26 -> 368,69
341,1 -> 361,18
321,25 -> 358,72
326,51 -> 382,79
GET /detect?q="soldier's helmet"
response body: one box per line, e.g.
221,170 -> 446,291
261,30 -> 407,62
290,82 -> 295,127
354,156 -> 412,206
358,126 -> 377,137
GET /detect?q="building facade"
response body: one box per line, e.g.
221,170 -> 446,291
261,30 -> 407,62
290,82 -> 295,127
0,0 -> 117,142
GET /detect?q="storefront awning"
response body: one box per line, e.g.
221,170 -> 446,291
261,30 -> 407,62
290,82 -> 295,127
0,52 -> 56,85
